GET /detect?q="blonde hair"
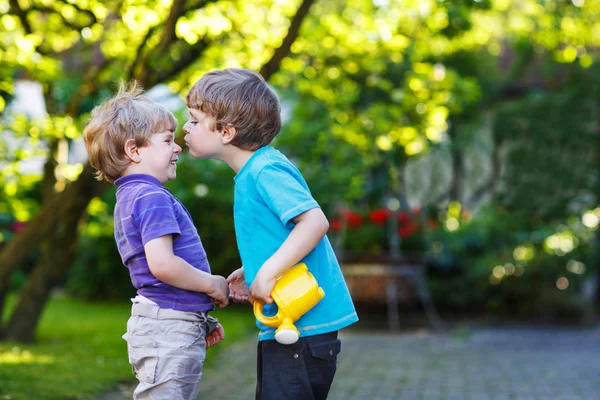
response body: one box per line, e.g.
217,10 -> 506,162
186,68 -> 281,150
83,81 -> 177,183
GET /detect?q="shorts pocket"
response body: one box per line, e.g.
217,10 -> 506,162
308,339 -> 341,362
128,345 -> 159,384
125,316 -> 159,384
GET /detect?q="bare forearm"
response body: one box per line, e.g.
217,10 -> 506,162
260,209 -> 329,279
150,255 -> 215,293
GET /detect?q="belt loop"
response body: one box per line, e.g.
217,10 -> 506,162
150,304 -> 160,319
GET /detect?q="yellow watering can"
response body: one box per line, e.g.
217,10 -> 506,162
253,263 -> 325,344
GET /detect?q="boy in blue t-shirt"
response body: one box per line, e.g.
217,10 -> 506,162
83,82 -> 229,399
183,68 -> 358,400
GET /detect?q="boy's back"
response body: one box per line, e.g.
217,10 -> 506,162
183,67 -> 357,400
234,146 -> 358,340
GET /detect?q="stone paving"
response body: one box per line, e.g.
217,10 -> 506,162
99,325 -> 600,399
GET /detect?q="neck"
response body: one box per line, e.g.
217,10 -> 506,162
219,146 -> 259,173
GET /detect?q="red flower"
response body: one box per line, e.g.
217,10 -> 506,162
397,212 -> 411,224
369,208 -> 389,225
343,211 -> 363,229
398,221 -> 418,238
330,218 -> 342,232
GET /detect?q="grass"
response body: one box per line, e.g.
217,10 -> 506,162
0,294 -> 256,400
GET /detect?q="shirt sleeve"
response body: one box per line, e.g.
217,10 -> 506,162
132,188 -> 181,245
256,162 -> 320,228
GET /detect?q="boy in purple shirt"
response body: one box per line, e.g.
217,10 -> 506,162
83,82 -> 229,399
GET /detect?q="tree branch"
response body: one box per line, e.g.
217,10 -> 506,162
52,0 -> 98,24
134,0 -> 190,85
259,0 -> 316,80
148,37 -> 211,87
184,0 -> 219,14
158,0 -> 186,54
130,0 -> 219,82
9,0 -> 98,41
41,139 -> 59,204
28,5 -> 94,30
128,25 -> 162,81
8,0 -> 33,35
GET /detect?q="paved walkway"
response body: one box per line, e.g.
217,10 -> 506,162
100,325 -> 600,399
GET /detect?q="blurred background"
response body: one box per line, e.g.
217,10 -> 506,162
0,0 -> 599,398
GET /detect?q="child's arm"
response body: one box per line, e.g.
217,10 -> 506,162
250,208 -> 329,304
145,235 -> 230,307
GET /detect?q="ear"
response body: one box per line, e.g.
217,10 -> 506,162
220,125 -> 237,145
124,139 -> 142,163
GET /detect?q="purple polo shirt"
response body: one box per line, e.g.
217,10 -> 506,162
114,174 -> 214,312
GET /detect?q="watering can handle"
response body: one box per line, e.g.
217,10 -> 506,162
253,301 -> 282,327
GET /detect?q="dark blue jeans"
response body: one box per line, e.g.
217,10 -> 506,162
256,331 -> 341,400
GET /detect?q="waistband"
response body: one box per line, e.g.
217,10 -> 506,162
132,301 -> 208,323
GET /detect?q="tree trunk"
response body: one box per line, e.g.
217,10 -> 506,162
0,138 -> 61,325
3,224 -> 80,342
0,165 -> 102,292
0,164 -> 106,341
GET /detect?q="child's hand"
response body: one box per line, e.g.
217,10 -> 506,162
226,267 -> 250,303
209,275 -> 230,308
249,271 -> 276,305
206,323 -> 224,348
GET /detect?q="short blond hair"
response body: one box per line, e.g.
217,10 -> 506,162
186,68 -> 281,151
83,81 -> 177,183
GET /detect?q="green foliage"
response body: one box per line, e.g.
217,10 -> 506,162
427,205 -> 597,321
0,294 -> 255,400
493,63 -> 599,220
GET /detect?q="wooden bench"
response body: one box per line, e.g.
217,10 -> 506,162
341,255 -> 443,331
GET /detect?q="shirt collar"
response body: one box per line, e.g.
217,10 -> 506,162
114,174 -> 164,188
234,146 -> 271,182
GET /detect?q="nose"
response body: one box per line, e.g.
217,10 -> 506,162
182,121 -> 190,135
174,142 -> 182,154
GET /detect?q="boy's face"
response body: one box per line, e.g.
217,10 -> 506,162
183,109 -> 223,159
137,130 -> 181,184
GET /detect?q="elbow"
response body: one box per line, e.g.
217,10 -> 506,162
315,211 -> 329,237
320,215 -> 330,235
296,208 -> 330,237
148,258 -> 173,282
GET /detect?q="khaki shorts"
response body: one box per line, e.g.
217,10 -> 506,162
122,302 -> 217,400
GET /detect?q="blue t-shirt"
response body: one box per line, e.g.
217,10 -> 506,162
234,146 -> 358,341
114,174 -> 214,312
